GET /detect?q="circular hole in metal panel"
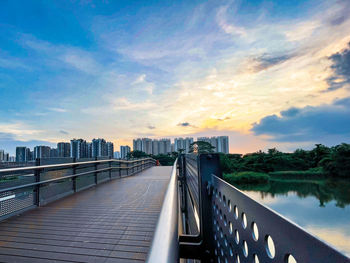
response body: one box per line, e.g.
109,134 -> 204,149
234,206 -> 238,219
236,254 -> 240,263
242,213 -> 247,229
228,200 -> 232,212
235,229 -> 240,244
224,235 -> 228,247
242,240 -> 248,257
265,235 -> 276,259
229,221 -> 233,234
251,222 -> 259,241
253,254 -> 260,263
285,254 -> 297,263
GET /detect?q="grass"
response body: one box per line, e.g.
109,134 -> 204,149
269,167 -> 325,179
0,176 -> 18,183
224,171 -> 270,185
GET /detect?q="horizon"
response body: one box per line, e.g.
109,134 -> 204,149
1,0 -> 350,156
0,136 -> 348,157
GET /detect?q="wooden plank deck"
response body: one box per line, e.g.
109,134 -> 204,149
0,166 -> 172,263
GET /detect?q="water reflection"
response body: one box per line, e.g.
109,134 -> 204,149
237,179 -> 350,208
235,178 -> 350,257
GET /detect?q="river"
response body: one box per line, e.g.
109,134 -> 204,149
236,178 -> 350,257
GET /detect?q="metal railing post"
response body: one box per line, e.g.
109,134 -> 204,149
34,158 -> 41,206
109,157 -> 112,180
72,158 -> 77,192
94,157 -> 98,185
198,154 -> 222,260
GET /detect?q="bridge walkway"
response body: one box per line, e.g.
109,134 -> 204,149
0,166 -> 172,263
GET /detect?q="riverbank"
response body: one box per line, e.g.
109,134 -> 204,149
224,167 -> 326,185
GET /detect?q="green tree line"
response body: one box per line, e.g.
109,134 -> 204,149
220,143 -> 350,178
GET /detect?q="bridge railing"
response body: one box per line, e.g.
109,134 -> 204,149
149,153 -> 350,262
0,158 -> 156,221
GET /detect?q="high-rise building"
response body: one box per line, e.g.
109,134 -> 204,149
70,139 -> 88,159
217,136 -> 229,154
92,138 -> 107,157
4,153 -> 9,162
158,139 -> 171,154
57,142 -> 70,157
87,142 -> 92,158
0,149 -> 4,162
174,137 -> 194,153
197,137 -> 211,144
210,137 -> 218,152
152,140 -> 159,155
50,148 -> 58,158
34,146 -> 51,159
120,145 -> 131,159
196,136 -> 229,153
133,138 -> 142,151
142,138 -> 153,155
16,147 -> 27,162
114,151 -> 120,159
107,142 -> 114,158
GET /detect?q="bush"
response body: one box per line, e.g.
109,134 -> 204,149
269,167 -> 325,179
224,172 -> 270,185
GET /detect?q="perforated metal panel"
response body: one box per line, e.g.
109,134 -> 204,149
0,187 -> 35,217
97,163 -> 109,183
39,179 -> 74,205
75,164 -> 96,191
185,154 -> 200,212
211,175 -> 350,263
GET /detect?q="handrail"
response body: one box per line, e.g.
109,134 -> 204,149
0,161 -> 151,194
147,158 -> 179,263
0,158 -> 154,174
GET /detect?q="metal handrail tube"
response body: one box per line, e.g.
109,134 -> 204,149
0,158 -> 154,174
0,160 -> 155,194
147,158 -> 179,263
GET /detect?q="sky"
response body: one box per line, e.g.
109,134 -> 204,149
0,0 -> 350,155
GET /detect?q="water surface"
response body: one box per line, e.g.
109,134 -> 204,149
236,179 -> 350,257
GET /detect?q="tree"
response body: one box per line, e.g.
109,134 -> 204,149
320,143 -> 350,177
189,141 -> 215,154
126,150 -> 148,159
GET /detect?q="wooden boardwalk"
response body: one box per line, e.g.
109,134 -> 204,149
0,166 -> 172,263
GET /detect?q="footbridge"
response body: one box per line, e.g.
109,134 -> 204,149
0,155 -> 349,263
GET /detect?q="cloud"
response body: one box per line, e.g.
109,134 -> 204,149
112,98 -> 156,111
0,57 -> 31,70
253,53 -> 295,72
177,122 -> 196,128
0,136 -> 56,155
61,52 -> 100,74
325,42 -> 350,91
49,107 -> 67,113
216,5 -> 246,37
251,97 -> 350,142
59,130 -> 69,135
132,74 -> 146,84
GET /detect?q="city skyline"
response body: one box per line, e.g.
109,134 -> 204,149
0,0 -> 349,155
0,135 -> 230,158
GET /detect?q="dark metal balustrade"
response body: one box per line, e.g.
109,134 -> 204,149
148,153 -> 350,263
0,158 -> 156,222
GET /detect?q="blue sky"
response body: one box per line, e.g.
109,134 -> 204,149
1,0 -> 350,155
